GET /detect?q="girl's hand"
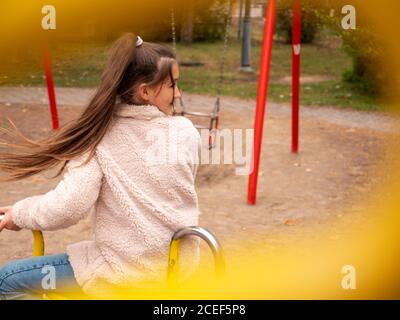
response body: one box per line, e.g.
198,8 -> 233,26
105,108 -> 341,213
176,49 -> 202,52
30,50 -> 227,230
0,206 -> 22,232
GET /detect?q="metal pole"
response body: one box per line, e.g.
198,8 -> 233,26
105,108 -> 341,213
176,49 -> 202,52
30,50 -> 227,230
32,230 -> 45,256
42,41 -> 59,130
292,0 -> 301,153
247,0 -> 277,205
240,0 -> 253,72
237,0 -> 244,40
167,226 -> 225,287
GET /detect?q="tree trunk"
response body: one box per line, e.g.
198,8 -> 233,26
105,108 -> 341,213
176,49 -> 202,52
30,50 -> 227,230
180,0 -> 195,44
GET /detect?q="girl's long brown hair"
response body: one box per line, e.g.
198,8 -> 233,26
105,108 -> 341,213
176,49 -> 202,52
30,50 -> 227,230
0,33 -> 176,181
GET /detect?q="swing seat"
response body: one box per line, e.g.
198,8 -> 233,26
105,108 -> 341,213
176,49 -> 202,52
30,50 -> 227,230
179,110 -> 216,118
174,108 -> 219,150
173,96 -> 220,150
170,0 -> 231,150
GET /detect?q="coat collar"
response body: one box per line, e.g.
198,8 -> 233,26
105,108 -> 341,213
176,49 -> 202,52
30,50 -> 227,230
115,103 -> 169,120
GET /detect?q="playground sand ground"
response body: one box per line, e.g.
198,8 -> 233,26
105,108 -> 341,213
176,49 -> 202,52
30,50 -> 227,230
0,97 -> 399,274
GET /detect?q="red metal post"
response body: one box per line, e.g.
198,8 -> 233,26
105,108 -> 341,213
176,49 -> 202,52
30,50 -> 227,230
42,41 -> 59,130
292,0 -> 301,153
247,0 -> 277,205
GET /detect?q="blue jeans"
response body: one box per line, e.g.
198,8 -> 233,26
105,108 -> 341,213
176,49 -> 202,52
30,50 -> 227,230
0,253 -> 85,300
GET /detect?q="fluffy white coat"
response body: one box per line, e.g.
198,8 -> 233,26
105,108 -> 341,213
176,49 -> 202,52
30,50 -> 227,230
12,104 -> 202,296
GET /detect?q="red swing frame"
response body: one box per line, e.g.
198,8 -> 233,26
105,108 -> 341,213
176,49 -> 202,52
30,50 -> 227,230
247,0 -> 301,205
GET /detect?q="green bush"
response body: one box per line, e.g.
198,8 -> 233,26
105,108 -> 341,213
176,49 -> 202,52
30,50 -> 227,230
317,1 -> 387,97
89,1 -> 230,43
341,29 -> 386,96
172,0 -> 229,42
193,0 -> 230,41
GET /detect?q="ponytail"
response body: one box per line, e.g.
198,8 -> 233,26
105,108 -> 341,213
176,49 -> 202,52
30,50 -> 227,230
0,33 -> 138,181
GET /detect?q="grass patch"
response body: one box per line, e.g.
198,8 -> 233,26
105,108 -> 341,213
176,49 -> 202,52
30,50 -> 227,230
0,25 -> 387,111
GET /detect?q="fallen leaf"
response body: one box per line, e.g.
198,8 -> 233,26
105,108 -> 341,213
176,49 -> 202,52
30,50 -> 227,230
284,219 -> 297,226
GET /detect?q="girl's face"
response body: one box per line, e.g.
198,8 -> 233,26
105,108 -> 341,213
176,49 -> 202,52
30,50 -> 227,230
146,63 -> 181,116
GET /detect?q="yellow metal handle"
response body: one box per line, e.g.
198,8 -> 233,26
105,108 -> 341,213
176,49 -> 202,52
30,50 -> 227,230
32,230 -> 45,256
168,239 -> 181,286
30,231 -> 78,300
0,215 -> 44,257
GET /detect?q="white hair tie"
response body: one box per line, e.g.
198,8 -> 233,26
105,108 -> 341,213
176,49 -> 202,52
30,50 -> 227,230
136,36 -> 143,47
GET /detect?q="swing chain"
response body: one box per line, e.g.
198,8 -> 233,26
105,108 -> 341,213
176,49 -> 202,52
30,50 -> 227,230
170,2 -> 177,53
171,1 -> 185,112
214,0 -> 232,116
170,0 -> 232,148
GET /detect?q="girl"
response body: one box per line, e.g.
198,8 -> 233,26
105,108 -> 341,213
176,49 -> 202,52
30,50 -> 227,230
0,33 -> 202,299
